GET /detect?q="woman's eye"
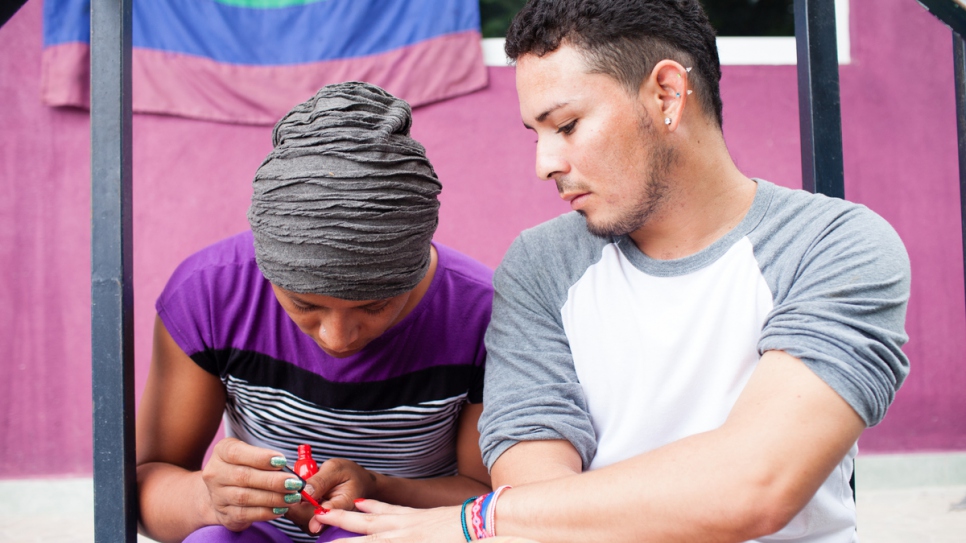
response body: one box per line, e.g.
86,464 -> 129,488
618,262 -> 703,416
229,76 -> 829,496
557,120 -> 577,135
362,304 -> 389,315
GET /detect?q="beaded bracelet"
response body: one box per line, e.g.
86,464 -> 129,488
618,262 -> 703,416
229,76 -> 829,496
460,497 -> 475,542
484,485 -> 512,538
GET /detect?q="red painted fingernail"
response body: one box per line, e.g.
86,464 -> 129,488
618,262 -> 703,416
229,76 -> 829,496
354,498 -> 365,504
314,507 -> 329,515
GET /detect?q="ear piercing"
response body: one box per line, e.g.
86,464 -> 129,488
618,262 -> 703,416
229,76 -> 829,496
664,117 -> 672,126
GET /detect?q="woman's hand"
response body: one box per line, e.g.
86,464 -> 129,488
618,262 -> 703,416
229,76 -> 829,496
309,499 -> 464,542
308,499 -> 542,543
285,457 -> 377,535
201,437 -> 305,532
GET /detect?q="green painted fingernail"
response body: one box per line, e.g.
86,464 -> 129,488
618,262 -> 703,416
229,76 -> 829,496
272,507 -> 289,515
284,478 -> 304,491
270,456 -> 287,468
284,493 -> 302,504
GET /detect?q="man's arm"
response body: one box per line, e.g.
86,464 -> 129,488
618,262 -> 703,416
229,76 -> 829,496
490,440 -> 582,487
311,349 -> 863,542
494,349 -> 864,542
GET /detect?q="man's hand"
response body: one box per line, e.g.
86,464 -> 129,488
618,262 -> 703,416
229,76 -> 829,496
200,437 -> 303,532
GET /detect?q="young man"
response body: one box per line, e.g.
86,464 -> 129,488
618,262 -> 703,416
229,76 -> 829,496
312,1 -> 910,541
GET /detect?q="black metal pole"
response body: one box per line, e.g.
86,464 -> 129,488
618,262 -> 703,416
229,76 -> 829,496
955,33 -> 966,322
794,0 -> 845,198
90,0 -> 137,541
0,0 -> 28,29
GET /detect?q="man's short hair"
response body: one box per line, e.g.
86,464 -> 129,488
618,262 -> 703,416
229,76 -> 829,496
505,0 -> 723,128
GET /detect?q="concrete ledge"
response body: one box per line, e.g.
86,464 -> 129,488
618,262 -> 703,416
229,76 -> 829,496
856,452 -> 966,490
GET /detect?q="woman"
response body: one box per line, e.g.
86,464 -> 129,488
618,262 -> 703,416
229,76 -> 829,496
135,82 -> 493,543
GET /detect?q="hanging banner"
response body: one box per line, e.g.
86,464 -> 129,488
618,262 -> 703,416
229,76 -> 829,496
42,0 -> 487,124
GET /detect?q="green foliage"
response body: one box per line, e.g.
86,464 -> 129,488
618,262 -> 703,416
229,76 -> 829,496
480,0 -> 529,38
701,0 -> 794,37
478,0 -> 794,38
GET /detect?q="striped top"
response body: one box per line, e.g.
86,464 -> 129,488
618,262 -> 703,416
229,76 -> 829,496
157,231 -> 493,542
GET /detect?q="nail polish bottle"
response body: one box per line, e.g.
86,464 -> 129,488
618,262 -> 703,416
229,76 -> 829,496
294,444 -> 319,479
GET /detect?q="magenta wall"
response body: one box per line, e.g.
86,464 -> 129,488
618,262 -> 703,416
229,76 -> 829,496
1,0 -> 963,478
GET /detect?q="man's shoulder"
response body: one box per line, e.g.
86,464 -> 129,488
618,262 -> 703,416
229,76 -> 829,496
753,180 -> 904,256
492,212 -> 613,304
503,212 -> 609,270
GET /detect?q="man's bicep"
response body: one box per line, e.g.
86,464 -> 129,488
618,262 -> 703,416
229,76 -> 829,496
478,240 -> 598,471
491,440 -> 583,488
724,349 -> 864,515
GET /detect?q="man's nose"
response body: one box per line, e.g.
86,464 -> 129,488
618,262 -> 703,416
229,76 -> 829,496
535,138 -> 569,181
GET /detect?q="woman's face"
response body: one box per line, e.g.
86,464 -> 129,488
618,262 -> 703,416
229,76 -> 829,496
271,284 -> 412,358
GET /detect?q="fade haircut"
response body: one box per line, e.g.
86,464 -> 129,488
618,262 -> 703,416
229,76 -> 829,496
505,0 -> 723,128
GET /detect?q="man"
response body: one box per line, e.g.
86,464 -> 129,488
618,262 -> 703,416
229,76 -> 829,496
312,1 -> 910,541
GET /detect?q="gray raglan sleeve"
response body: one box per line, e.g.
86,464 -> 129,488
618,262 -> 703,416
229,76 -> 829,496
477,231 -> 598,470
758,204 -> 911,426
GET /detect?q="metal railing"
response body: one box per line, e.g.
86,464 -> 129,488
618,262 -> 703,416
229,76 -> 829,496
0,0 -> 914,540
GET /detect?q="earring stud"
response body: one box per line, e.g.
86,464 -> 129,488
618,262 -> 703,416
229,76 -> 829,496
664,117 -> 672,126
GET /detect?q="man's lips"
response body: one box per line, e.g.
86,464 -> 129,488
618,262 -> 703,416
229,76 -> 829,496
561,191 -> 591,210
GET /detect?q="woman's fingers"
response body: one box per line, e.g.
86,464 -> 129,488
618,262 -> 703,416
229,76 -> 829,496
353,499 -> 413,515
214,437 -> 285,470
216,504 -> 291,532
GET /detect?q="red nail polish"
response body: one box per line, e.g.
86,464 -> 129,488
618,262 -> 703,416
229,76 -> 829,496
314,507 -> 329,515
353,498 -> 365,504
294,444 -> 319,479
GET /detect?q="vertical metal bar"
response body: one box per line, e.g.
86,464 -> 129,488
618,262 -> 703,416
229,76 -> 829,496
955,33 -> 966,321
90,0 -> 136,541
0,0 -> 28,29
794,0 -> 845,198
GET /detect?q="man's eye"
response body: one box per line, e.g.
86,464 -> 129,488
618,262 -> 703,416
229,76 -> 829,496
557,120 -> 577,135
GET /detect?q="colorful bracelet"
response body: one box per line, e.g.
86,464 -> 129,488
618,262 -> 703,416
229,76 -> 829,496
478,491 -> 496,535
460,497 -> 475,542
484,485 -> 512,538
470,494 -> 487,539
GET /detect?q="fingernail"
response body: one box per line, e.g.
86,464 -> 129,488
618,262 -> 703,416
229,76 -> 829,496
314,507 -> 328,515
272,507 -> 289,515
353,498 -> 365,504
270,456 -> 287,468
284,478 -> 304,491
284,493 -> 301,504
304,484 -> 315,495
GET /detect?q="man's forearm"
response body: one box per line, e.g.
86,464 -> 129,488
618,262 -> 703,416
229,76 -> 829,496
490,440 -> 583,488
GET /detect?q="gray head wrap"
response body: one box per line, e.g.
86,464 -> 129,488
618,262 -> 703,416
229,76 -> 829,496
248,81 -> 442,300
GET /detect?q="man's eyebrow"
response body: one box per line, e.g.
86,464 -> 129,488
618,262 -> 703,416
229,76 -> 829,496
535,102 -> 568,123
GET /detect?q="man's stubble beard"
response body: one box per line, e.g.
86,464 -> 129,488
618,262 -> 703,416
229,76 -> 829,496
581,116 -> 676,239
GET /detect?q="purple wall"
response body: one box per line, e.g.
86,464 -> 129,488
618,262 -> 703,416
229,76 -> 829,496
1,0 -> 963,478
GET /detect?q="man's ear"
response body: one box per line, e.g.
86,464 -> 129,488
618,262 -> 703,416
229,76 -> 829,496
641,60 -> 690,131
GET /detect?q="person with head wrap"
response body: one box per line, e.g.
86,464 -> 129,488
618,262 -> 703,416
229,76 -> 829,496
135,82 -> 494,543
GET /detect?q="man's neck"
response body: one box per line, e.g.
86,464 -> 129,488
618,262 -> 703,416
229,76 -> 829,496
629,130 -> 757,261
